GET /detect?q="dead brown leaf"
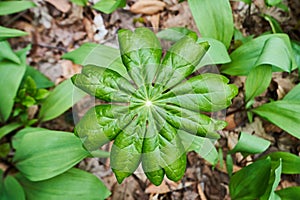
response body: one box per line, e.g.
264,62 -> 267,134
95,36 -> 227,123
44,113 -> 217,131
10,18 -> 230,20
45,0 -> 71,13
130,0 -> 166,15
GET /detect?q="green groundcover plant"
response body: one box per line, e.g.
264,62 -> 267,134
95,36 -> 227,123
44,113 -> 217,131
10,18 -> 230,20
67,28 -> 238,185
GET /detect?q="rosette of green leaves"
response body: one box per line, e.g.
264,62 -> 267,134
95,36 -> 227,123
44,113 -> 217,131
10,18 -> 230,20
71,28 -> 237,185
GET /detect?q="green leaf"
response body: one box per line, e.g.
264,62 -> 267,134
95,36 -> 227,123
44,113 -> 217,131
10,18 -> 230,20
118,28 -> 162,87
0,41 -> 20,63
178,130 -> 218,164
229,132 -> 271,156
265,0 -> 282,6
0,26 -> 28,40
0,143 -> 10,158
157,28 -> 231,67
0,122 -> 23,140
93,0 -> 126,14
232,0 -> 251,4
72,65 -> 135,102
252,101 -> 300,139
70,0 -> 88,6
13,128 -> 89,181
0,1 -> 36,16
22,66 -> 54,89
16,168 -> 111,200
38,79 -> 86,122
221,34 -> 296,75
155,35 -> 210,90
188,0 -> 234,49
226,154 -> 233,177
229,158 -> 272,200
291,40 -> 300,76
160,73 -> 238,112
260,159 -> 282,200
283,83 -> 300,101
264,152 -> 300,174
275,187 -> 300,200
0,45 -> 28,122
62,43 -> 130,80
263,14 -> 283,33
245,65 -> 272,102
73,28 -> 238,185
0,170 -> 25,200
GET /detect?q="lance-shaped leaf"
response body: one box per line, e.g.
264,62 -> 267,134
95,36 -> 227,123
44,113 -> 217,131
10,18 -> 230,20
118,28 -> 162,87
75,105 -> 134,151
221,34 -> 296,75
72,65 -> 135,102
111,116 -> 146,183
13,128 -> 90,181
156,28 -> 231,68
276,187 -> 300,200
160,73 -> 238,112
16,168 -> 111,200
0,170 -> 25,200
155,34 -> 209,90
252,101 -> 300,139
0,45 -> 28,122
188,0 -> 234,49
0,26 -> 28,40
72,28 -> 237,185
0,1 -> 36,16
283,83 -> 300,101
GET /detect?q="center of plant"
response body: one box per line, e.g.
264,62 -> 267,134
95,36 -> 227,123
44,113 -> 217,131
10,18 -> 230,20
145,100 -> 152,107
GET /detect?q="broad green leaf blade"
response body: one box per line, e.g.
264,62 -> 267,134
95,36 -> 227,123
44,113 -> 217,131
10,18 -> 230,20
0,1 -> 36,15
275,187 -> 300,200
156,35 -> 209,90
229,132 -> 271,155
0,170 -> 25,200
0,122 -> 23,140
142,108 -> 186,185
283,83 -> 300,100
74,105 -> 134,151
264,152 -> 300,174
0,26 -> 28,40
160,73 -> 238,112
178,130 -> 218,165
188,0 -> 234,49
252,101 -> 300,139
221,34 -> 296,75
160,104 -> 225,138
245,65 -> 272,102
22,66 -> 54,89
93,0 -> 126,14
12,127 -> 45,149
0,41 -> 20,64
62,43 -> 130,80
16,168 -> 111,200
229,158 -> 272,200
70,0 -> 88,6
72,65 -> 135,102
111,116 -> 145,183
157,28 -> 231,67
260,159 -> 282,200
13,128 -> 89,181
38,79 -> 86,122
0,45 -> 28,122
118,28 -> 162,87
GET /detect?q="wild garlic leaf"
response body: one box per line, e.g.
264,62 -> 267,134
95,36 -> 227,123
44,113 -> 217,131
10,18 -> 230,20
72,28 -> 237,185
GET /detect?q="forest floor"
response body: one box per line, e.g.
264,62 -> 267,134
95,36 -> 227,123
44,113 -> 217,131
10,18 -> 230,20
3,0 -> 300,199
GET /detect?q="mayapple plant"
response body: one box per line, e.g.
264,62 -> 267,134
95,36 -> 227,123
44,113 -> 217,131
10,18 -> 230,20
71,28 -> 237,185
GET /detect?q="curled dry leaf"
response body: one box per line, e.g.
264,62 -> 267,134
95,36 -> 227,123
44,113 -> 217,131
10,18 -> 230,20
130,0 -> 166,15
